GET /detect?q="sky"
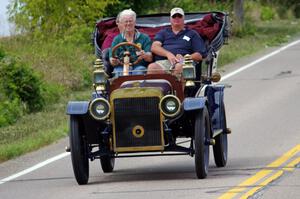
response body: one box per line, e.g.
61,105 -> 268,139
0,0 -> 12,36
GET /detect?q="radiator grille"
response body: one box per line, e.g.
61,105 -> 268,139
113,97 -> 163,151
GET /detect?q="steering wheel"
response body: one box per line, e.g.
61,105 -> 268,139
111,42 -> 143,66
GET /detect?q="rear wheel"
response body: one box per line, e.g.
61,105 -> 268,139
194,106 -> 210,179
70,116 -> 89,185
213,102 -> 228,167
100,155 -> 115,173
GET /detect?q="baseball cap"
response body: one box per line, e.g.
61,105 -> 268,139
170,7 -> 184,17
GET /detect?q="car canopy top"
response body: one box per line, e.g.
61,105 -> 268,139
93,11 -> 229,58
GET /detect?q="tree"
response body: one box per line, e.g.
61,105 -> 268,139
233,0 -> 244,31
8,0 -> 117,38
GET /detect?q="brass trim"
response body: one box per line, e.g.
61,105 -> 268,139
132,81 -> 140,87
185,80 -> 195,87
211,72 -> 221,82
159,95 -> 181,117
132,125 -> 145,138
89,98 -> 111,120
115,146 -> 164,153
110,87 -> 165,152
110,87 -> 163,100
95,84 -> 106,91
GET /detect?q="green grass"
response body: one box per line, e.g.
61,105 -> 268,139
1,19 -> 300,162
0,90 -> 90,162
0,36 -> 94,90
0,126 -> 67,161
218,19 -> 300,66
0,104 -> 67,161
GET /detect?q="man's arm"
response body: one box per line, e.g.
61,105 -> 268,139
190,30 -> 207,62
143,52 -> 153,62
151,41 -> 179,65
140,35 -> 153,62
190,52 -> 202,62
137,50 -> 153,62
109,36 -> 122,66
151,41 -> 170,57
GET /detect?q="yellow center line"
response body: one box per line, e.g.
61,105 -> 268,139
283,157 -> 300,171
240,170 -> 284,199
217,170 -> 273,199
218,144 -> 300,199
267,145 -> 300,168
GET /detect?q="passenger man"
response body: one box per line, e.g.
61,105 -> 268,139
147,7 -> 207,75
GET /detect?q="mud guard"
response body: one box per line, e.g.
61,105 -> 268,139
205,85 -> 225,131
183,97 -> 206,111
66,101 -> 90,115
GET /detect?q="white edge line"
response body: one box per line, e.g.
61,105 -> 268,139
0,152 -> 69,185
221,39 -> 300,81
1,39 -> 300,185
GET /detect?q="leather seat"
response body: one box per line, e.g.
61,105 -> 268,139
102,48 -> 113,77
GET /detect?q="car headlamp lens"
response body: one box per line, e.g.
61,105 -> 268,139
166,100 -> 176,112
96,104 -> 106,114
160,95 -> 181,117
89,98 -> 110,120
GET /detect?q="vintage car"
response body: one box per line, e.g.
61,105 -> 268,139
66,11 -> 231,185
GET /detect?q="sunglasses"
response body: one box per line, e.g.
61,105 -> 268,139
172,14 -> 183,19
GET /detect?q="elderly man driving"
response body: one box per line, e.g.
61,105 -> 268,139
109,9 -> 152,77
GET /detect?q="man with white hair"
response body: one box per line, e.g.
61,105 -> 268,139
109,9 -> 152,76
101,12 -> 124,50
147,7 -> 207,75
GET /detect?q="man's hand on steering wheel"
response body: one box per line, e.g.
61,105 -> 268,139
111,42 -> 142,66
135,50 -> 145,57
109,57 -> 121,66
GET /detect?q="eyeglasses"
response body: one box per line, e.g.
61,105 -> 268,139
121,20 -> 134,24
172,14 -> 183,19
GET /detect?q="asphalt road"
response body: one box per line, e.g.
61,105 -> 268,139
0,39 -> 300,199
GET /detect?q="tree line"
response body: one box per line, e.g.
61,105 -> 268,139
7,0 -> 300,40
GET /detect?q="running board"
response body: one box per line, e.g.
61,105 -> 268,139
114,152 -> 190,158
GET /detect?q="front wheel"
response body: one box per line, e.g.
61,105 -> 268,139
194,106 -> 210,179
100,155 -> 115,173
213,102 -> 228,167
70,116 -> 89,185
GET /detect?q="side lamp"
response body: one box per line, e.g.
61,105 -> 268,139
182,54 -> 196,87
93,58 -> 108,91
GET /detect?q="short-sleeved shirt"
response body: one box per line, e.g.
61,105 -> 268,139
109,30 -> 152,67
154,27 -> 207,61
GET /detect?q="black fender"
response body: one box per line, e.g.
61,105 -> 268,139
182,97 -> 206,111
66,101 -> 90,115
205,85 -> 226,132
66,100 -> 108,145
